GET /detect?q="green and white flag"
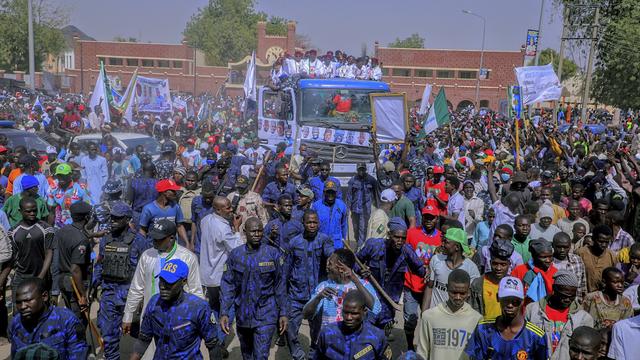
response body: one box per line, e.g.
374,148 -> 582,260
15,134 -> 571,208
423,87 -> 450,135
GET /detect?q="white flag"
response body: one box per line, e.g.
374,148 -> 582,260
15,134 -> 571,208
244,51 -> 257,102
89,64 -> 111,124
417,84 -> 432,115
514,64 -> 562,106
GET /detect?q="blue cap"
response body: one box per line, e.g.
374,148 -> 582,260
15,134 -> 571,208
110,202 -> 133,218
20,175 -> 39,190
158,259 -> 189,284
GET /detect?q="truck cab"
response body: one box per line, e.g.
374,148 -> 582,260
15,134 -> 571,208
258,78 -> 390,184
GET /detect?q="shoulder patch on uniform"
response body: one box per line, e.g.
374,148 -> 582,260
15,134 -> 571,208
210,312 -> 217,325
525,322 -> 545,337
383,346 -> 393,360
354,344 -> 373,359
259,261 -> 274,267
376,224 -> 384,234
223,264 -> 228,272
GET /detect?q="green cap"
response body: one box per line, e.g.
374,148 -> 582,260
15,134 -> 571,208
445,228 -> 471,256
55,163 -> 72,176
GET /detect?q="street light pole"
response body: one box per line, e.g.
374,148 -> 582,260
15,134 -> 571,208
462,10 -> 486,109
534,0 -> 545,67
27,0 -> 35,90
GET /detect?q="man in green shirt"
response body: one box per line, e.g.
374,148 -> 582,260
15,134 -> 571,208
390,182 -> 416,229
512,215 -> 532,263
2,175 -> 49,227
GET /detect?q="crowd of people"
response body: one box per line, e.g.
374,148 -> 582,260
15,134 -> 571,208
1,74 -> 640,360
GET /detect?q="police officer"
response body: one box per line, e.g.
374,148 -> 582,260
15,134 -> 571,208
219,144 -> 253,195
9,277 -> 89,359
284,209 -> 334,360
313,289 -> 392,360
311,180 -> 348,249
55,201 -> 93,327
356,217 -> 426,333
262,166 -> 298,213
347,162 -> 377,248
263,194 -> 303,249
131,259 -> 219,360
94,179 -> 126,233
191,181 -> 216,257
227,175 -> 269,238
308,160 -> 342,201
220,217 -> 288,360
155,142 -> 178,180
292,186 -> 314,222
94,203 -> 150,360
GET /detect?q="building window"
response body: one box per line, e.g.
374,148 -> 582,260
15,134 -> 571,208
480,100 -> 490,108
458,70 -> 477,79
157,60 -> 170,68
436,70 -> 454,79
381,68 -> 389,76
415,69 -> 433,78
108,57 -> 123,66
141,59 -> 154,67
392,68 -> 411,77
173,61 -> 183,68
126,59 -> 139,66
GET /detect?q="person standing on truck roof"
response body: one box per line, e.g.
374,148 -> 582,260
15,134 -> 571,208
308,160 -> 342,201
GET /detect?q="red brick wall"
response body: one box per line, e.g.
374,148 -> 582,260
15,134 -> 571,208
375,45 -> 525,110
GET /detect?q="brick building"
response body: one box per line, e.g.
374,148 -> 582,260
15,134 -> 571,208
375,43 -> 525,112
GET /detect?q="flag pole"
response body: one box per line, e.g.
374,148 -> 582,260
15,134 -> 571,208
515,118 -> 521,171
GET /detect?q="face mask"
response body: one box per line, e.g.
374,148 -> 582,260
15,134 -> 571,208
500,173 -> 511,182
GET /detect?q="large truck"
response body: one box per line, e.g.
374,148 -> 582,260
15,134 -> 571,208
257,78 -> 390,184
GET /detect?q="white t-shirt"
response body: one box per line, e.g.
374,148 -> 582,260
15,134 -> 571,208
429,254 -> 480,309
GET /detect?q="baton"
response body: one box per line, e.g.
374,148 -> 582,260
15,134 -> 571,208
70,276 -> 104,352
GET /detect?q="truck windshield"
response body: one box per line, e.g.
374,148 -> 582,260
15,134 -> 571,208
299,88 -> 377,125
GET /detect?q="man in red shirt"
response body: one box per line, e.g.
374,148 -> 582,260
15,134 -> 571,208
424,165 -> 448,215
512,239 -> 558,304
332,92 -> 352,113
61,103 -> 83,133
403,205 -> 441,350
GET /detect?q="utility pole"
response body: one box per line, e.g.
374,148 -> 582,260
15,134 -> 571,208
534,0 -> 545,67
581,6 -> 600,123
554,6 -> 569,123
27,0 -> 35,90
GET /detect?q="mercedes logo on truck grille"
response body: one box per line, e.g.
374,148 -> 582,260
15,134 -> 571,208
335,146 -> 347,159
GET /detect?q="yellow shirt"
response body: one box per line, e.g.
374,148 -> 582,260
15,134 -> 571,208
482,276 -> 502,320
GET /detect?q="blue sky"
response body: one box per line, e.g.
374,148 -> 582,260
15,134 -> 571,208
57,0 -> 565,59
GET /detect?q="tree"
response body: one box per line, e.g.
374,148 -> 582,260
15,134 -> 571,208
527,48 -> 580,81
0,0 -> 66,72
183,0 -> 291,66
113,36 -> 138,42
388,33 -> 424,49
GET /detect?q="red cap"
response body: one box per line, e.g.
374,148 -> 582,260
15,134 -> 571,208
155,179 -> 181,193
421,205 -> 440,216
186,138 -> 195,145
432,165 -> 445,174
77,104 -> 85,111
207,136 -> 216,143
484,149 -> 494,156
0,146 -> 7,153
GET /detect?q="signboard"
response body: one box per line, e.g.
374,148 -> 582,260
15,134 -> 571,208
135,76 -> 172,113
370,93 -> 409,144
514,64 -> 562,106
526,29 -> 539,57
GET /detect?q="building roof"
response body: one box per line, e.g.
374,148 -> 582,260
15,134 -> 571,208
61,25 -> 95,48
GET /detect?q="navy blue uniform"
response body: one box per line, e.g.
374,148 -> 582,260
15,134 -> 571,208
221,244 -> 287,360
284,232 -> 334,359
311,199 -> 348,249
313,321 -> 392,360
346,174 -> 377,248
356,238 -> 426,327
9,306 -> 89,360
94,229 -> 151,360
308,176 -> 342,201
224,155 -> 253,191
262,216 -> 303,249
139,293 -> 219,360
191,195 -> 214,257
262,181 -> 298,205
404,187 -> 423,226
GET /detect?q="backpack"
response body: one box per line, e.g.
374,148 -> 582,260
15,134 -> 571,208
101,233 -> 135,283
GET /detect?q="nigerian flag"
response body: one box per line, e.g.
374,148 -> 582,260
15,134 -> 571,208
423,87 -> 451,135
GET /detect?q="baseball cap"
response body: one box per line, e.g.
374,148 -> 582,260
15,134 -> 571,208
490,239 -> 515,259
511,171 -> 528,184
382,161 -> 395,172
161,142 -> 176,153
148,219 -> 177,240
541,170 -> 554,178
432,165 -> 445,174
498,276 -> 525,299
112,146 -> 125,155
69,201 -> 92,216
103,179 -> 123,194
357,162 -> 367,169
297,186 -> 314,199
235,175 -> 249,188
444,228 -> 470,255
380,189 -> 397,202
55,163 -> 72,176
0,146 -> 7,154
46,145 -> 57,154
157,259 -> 189,284
110,202 -> 133,218
421,205 -> 439,217
20,175 -> 39,190
324,180 -> 338,192
155,179 -> 181,193
186,138 -> 195,145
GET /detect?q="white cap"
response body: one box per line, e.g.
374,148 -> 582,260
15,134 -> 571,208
498,276 -> 524,299
46,145 -> 57,154
380,189 -> 397,202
